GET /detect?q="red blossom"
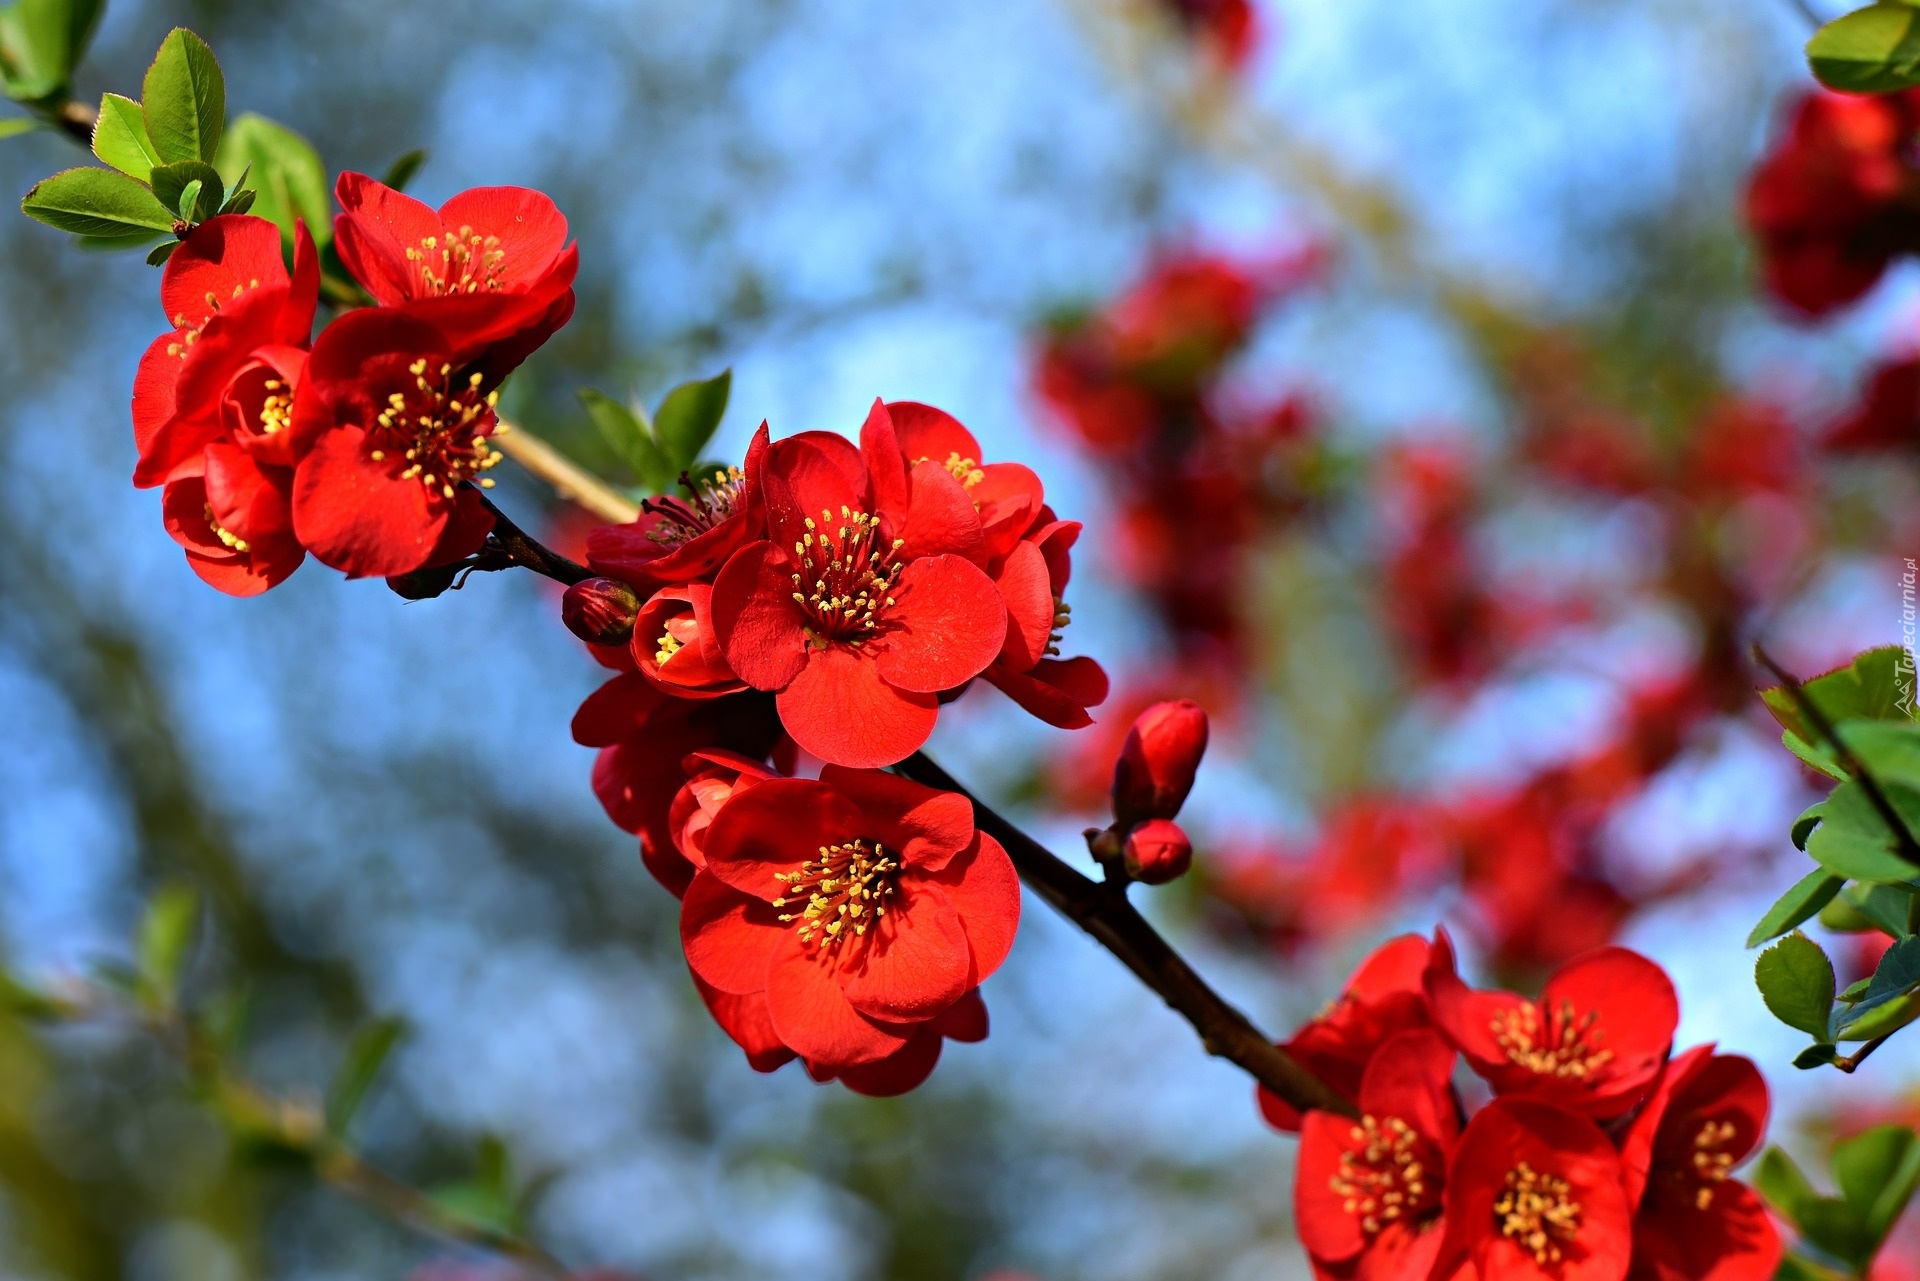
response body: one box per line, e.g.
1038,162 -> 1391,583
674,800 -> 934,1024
667,749 -> 775,872
1424,931 -> 1677,1119
1618,1045 -> 1779,1281
633,583 -> 746,698
587,424 -> 770,590
159,444 -> 303,596
288,309 -> 506,578
1258,933 -> 1434,1133
679,766 -> 1018,1071
711,401 -> 1007,767
1295,1028 -> 1458,1281
1112,698 -> 1209,824
332,172 -> 578,381
1744,89 -> 1920,318
887,400 -> 1109,729
572,674 -> 783,897
1122,817 -> 1193,884
1432,1097 -> 1635,1281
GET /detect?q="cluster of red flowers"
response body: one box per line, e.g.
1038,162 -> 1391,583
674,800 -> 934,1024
568,401 -> 1108,1091
1273,933 -> 1778,1281
1033,249 -> 1322,678
131,174 -> 578,593
1745,87 -> 1920,318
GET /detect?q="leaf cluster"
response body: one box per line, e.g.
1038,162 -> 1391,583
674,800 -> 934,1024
1757,1129 -> 1920,1276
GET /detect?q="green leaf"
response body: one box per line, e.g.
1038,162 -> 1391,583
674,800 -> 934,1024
1757,932 -> 1837,1040
430,1135 -> 518,1235
1796,1042 -> 1841,1068
141,28 -> 225,165
1840,882 -> 1913,938
22,166 -> 176,237
1799,1196 -> 1879,1271
1751,871 -> 1847,947
652,369 -> 731,472
149,160 -> 222,225
19,0 -> 100,91
579,388 -> 673,491
1764,647 -> 1917,778
1802,779 -> 1920,883
380,147 -> 426,192
1809,4 -> 1920,92
92,93 -> 161,180
1840,987 -> 1920,1041
1833,1125 -> 1920,1244
0,114 -> 35,138
1868,1131 -> 1920,1241
215,113 -> 330,252
136,882 -> 198,1012
325,1016 -> 405,1138
1757,1147 -> 1818,1224
144,240 -> 177,266
219,187 -> 255,217
1842,719 -> 1920,791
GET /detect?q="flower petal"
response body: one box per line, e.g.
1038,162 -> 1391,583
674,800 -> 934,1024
681,870 -> 786,995
816,765 -> 976,870
777,645 -> 939,768
885,400 -> 982,465
436,185 -> 570,290
712,542 -> 811,692
995,540 -> 1057,670
333,171 -> 443,305
691,973 -> 794,1074
830,1025 -> 943,1097
701,776 -> 868,901
923,833 -> 1020,984
835,880 -> 971,1022
872,555 -> 1006,693
765,930 -> 914,1067
899,459 -> 985,563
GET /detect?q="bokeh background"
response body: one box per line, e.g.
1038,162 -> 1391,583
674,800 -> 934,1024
0,0 -> 1909,1276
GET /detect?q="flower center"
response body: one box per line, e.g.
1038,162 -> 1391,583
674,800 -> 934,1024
258,377 -> 292,435
204,504 -> 248,554
1494,1162 -> 1581,1266
365,359 -> 504,501
642,467 -> 747,549
1490,1000 -> 1614,1080
656,629 -> 683,667
1328,1114 -> 1437,1237
915,452 -> 985,489
403,225 -> 507,295
788,507 -> 905,642
1684,1118 -> 1738,1211
772,838 -> 899,949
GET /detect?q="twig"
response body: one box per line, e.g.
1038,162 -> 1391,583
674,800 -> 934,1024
493,422 -> 641,525
1753,646 -> 1920,867
1835,1032 -> 1892,1074
897,751 -> 1358,1119
477,495 -> 595,585
318,1147 -> 568,1278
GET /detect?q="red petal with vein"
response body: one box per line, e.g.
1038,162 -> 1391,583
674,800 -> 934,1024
995,540 -> 1057,670
700,776 -> 868,901
711,542 -> 810,691
776,646 -> 939,768
764,931 -> 914,1067
835,880 -> 972,1022
692,974 -> 794,1073
924,833 -> 1020,984
680,871 -> 786,995
872,554 -> 1006,693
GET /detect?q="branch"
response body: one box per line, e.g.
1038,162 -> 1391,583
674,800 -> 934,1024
1753,646 -> 1920,868
897,751 -> 1358,1119
1835,1032 -> 1892,1074
493,421 -> 642,525
477,495 -> 595,586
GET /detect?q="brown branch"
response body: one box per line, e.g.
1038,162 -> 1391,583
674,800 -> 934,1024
1753,646 -> 1920,868
1835,1032 -> 1892,1074
897,751 -> 1358,1119
477,495 -> 594,585
493,421 -> 642,525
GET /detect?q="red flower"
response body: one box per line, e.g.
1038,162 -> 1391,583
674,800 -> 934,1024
587,424 -> 771,589
711,402 -> 1008,767
559,576 -> 641,647
1424,930 -> 1677,1119
1744,90 -> 1920,317
289,309 -> 507,578
332,172 -> 578,380
667,749 -> 775,871
1618,1046 -> 1779,1281
1122,817 -> 1192,884
1259,933 -> 1434,1132
679,766 -> 1018,1070
572,674 -> 783,897
1112,698 -> 1209,824
1432,1097 -> 1634,1281
886,401 -> 1109,729
1295,1029 -> 1458,1281
1826,354 -> 1920,453
633,583 -> 746,698
160,443 -> 304,596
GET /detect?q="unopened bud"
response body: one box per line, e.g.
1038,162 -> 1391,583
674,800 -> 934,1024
1111,699 -> 1209,825
386,562 -> 463,600
562,576 -> 641,646
1123,818 -> 1192,885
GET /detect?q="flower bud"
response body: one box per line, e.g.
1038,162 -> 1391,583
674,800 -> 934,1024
1111,699 -> 1209,825
561,576 -> 641,646
1123,818 -> 1192,885
385,562 -> 463,600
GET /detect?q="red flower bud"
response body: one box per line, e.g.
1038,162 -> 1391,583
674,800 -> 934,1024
1111,699 -> 1209,824
1123,818 -> 1192,884
561,576 -> 641,646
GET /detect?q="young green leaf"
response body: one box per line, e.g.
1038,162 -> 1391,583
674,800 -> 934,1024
0,115 -> 36,139
1833,1126 -> 1920,1245
579,387 -> 673,491
1841,719 -> 1920,791
1749,870 -> 1847,947
1763,646 -> 1917,778
1865,1129 -> 1920,1241
652,369 -> 732,472
136,882 -> 199,1012
1839,881 -> 1912,938
1796,1042 -> 1841,1069
22,166 -> 176,237
1798,1196 -> 1879,1272
325,1016 -> 406,1138
1808,4 -> 1920,92
1755,1146 -> 1818,1225
149,160 -> 223,225
145,239 -> 178,266
92,93 -> 161,180
219,187 -> 255,217
380,147 -> 427,192
215,113 -> 330,252
3,0 -> 102,98
1840,986 -> 1920,1041
430,1135 -> 519,1235
1803,779 -> 1920,882
1756,932 -> 1837,1040
141,28 -> 225,165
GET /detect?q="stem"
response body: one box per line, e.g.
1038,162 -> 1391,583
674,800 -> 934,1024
1754,646 -> 1920,868
318,1146 -> 569,1278
1836,1033 -> 1891,1074
478,496 -> 595,585
897,751 -> 1358,1119
494,421 -> 642,525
